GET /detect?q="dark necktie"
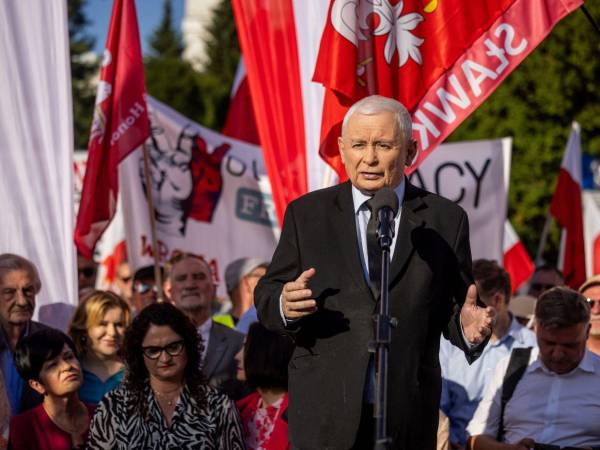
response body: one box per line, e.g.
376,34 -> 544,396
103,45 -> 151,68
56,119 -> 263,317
366,197 -> 381,298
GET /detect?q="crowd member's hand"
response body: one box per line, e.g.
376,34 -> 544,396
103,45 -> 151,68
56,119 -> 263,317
281,268 -> 317,320
460,284 -> 495,345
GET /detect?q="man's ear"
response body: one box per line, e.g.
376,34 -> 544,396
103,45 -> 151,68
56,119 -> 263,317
28,379 -> 46,396
338,136 -> 346,165
405,139 -> 417,166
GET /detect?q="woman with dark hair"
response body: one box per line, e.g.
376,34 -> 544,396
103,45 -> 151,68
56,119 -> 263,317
235,322 -> 294,450
9,329 -> 94,449
87,302 -> 244,449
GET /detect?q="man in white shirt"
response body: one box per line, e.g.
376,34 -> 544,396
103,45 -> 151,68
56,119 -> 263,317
467,286 -> 600,450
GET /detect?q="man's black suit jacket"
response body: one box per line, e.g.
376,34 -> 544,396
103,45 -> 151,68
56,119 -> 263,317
255,181 -> 485,450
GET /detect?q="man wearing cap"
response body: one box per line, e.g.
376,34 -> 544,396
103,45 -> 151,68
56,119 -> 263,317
213,258 -> 268,331
580,275 -> 600,355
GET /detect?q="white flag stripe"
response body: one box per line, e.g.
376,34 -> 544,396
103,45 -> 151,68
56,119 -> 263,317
583,191 -> 600,277
561,122 -> 582,182
0,2 -> 76,311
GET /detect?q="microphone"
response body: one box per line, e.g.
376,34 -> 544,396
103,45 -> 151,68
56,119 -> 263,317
369,187 -> 399,250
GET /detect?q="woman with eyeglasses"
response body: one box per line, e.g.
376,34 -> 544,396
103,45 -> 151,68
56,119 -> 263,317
68,290 -> 131,406
87,302 -> 244,449
9,329 -> 94,450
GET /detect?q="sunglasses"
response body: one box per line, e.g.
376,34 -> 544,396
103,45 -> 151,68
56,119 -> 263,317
78,267 -> 97,278
587,298 -> 599,308
142,340 -> 185,360
530,282 -> 556,293
135,283 -> 157,295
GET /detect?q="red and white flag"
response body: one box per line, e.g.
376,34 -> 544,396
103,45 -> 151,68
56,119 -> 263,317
222,58 -> 260,146
583,191 -> 600,277
314,0 -> 583,179
550,122 -> 586,288
74,0 -> 150,258
232,0 -> 582,221
503,221 -> 534,293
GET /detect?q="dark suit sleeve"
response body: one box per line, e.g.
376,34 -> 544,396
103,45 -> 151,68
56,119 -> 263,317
443,209 -> 488,364
254,202 -> 303,334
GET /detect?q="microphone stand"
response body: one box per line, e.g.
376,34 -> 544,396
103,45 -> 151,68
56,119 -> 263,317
373,207 -> 397,450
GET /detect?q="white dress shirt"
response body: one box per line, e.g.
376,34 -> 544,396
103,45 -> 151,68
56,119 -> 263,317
197,318 -> 212,363
467,347 -> 600,447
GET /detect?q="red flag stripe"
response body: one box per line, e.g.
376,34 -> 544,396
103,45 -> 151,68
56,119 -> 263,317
231,0 -> 308,225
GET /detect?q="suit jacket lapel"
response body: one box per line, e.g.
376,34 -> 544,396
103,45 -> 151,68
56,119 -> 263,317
389,182 -> 426,284
203,325 -> 226,378
331,182 -> 373,297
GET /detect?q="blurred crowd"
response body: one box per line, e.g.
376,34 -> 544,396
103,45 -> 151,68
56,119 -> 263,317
0,251 -> 597,449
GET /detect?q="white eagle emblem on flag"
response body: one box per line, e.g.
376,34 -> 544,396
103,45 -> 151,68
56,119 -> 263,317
331,0 -> 425,67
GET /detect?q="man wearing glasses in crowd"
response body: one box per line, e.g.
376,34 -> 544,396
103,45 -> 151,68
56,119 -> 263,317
0,254 -> 51,415
580,275 -> 600,356
131,265 -> 163,315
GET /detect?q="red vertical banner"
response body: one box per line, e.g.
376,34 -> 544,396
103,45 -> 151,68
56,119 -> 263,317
550,123 -> 586,289
231,0 -> 308,225
74,0 -> 150,257
314,0 -> 583,179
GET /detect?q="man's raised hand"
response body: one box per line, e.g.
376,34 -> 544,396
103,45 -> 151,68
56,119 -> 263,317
281,268 -> 317,320
460,284 -> 495,345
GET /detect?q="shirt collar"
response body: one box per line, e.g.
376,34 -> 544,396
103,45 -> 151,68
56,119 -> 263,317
351,178 -> 406,215
197,317 -> 212,335
528,347 -> 597,375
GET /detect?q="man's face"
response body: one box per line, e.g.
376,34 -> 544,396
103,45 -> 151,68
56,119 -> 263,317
528,269 -> 563,298
536,322 -> 589,374
77,255 -> 98,291
169,257 -> 215,311
132,277 -> 158,312
115,262 -> 133,301
0,269 -> 36,326
582,285 -> 600,337
338,111 -> 417,194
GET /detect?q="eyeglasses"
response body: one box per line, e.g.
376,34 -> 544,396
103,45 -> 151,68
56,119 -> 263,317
530,283 -> 556,293
135,283 -> 157,295
1,286 -> 36,301
587,298 -> 599,308
78,267 -> 97,278
142,340 -> 185,359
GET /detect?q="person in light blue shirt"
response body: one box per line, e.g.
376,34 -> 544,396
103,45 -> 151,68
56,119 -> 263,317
68,290 -> 131,405
440,259 -> 537,448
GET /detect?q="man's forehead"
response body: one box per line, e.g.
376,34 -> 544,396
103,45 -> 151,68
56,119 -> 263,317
0,268 -> 33,285
582,284 -> 600,298
173,256 -> 211,275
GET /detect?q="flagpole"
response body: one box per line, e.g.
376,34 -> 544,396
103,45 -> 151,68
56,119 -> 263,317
535,212 -> 552,265
142,142 -> 165,302
581,5 -> 600,36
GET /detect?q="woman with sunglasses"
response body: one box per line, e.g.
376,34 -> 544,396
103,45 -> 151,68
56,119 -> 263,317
68,290 -> 131,406
87,302 -> 244,449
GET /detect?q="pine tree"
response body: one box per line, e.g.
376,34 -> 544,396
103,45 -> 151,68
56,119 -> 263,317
447,4 -> 600,262
68,0 -> 98,149
148,0 -> 183,58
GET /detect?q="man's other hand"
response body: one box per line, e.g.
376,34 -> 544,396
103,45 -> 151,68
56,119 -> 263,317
460,284 -> 495,345
282,268 -> 318,320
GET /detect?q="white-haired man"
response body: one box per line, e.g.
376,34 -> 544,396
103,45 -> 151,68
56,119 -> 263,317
255,95 -> 494,450
0,254 -> 51,415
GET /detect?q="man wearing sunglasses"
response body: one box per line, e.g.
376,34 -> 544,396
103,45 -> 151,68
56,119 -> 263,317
131,265 -> 163,315
580,275 -> 600,356
527,264 -> 564,299
0,254 -> 51,416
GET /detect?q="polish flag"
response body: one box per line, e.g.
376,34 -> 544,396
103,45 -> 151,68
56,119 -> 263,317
583,191 -> 600,277
550,122 -> 586,288
74,0 -> 150,258
232,0 -> 583,222
503,221 -> 534,293
222,58 -> 260,146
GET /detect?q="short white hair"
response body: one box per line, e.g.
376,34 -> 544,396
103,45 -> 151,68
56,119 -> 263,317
341,95 -> 412,143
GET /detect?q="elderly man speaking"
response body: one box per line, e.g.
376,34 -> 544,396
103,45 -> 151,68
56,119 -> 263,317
255,95 -> 494,450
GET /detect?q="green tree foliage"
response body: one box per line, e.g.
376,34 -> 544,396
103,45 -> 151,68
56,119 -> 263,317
68,0 -> 98,149
447,4 -> 600,263
144,0 -> 238,131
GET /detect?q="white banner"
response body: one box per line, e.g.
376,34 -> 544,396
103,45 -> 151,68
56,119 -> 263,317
120,97 -> 278,297
408,138 -> 512,263
0,2 -> 76,312
583,191 -> 600,276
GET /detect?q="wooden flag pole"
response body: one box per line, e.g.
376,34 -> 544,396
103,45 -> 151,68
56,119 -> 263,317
142,142 -> 165,302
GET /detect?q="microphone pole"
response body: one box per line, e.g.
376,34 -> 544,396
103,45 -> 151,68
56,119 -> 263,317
373,203 -> 397,450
